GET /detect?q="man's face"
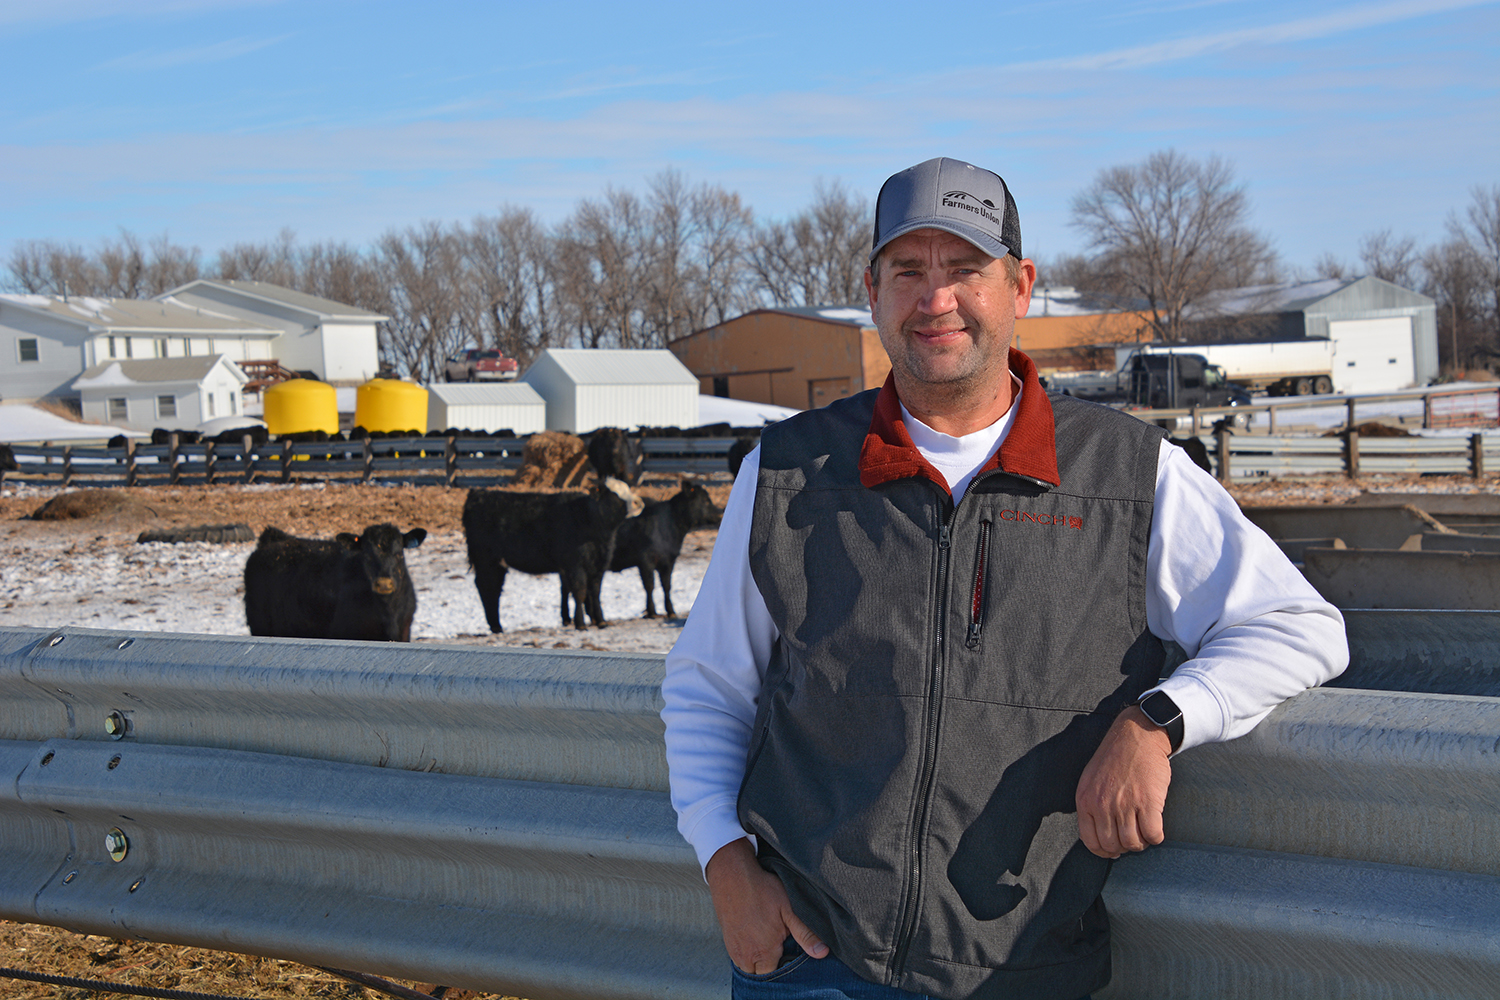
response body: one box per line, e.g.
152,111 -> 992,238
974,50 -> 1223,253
865,228 -> 1035,395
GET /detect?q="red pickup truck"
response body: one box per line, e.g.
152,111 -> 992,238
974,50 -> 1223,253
443,349 -> 520,382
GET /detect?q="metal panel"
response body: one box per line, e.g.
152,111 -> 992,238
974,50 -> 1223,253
1,626 -> 1498,999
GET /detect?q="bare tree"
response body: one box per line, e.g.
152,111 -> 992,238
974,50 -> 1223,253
553,187 -> 655,349
5,239 -> 94,295
1423,238 -> 1485,371
1358,229 -> 1421,288
750,179 -> 871,308
215,229 -> 303,286
461,207 -> 556,367
1070,150 -> 1278,342
374,222 -> 468,380
1447,184 -> 1500,353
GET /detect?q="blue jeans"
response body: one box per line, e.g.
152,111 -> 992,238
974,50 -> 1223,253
729,941 -> 1092,1000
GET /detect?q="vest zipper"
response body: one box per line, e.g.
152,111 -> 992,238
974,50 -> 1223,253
892,500 -> 954,985
966,520 -> 992,649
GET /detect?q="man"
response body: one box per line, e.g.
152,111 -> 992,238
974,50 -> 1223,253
661,157 -> 1347,1000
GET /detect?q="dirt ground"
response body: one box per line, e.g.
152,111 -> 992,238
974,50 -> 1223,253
2,470 -> 1498,999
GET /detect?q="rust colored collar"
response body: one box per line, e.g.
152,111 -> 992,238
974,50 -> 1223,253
858,350 -> 1060,494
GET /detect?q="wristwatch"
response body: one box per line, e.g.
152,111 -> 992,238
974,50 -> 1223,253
1137,691 -> 1184,754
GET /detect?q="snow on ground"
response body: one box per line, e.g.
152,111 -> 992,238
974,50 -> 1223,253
0,491 -> 713,653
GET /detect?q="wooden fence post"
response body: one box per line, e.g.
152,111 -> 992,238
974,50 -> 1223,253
1215,423 -> 1232,485
168,432 -> 181,486
445,433 -> 458,488
1471,433 -> 1485,479
280,438 -> 293,484
125,437 -> 138,487
61,446 -> 73,488
241,433 -> 255,485
205,440 -> 217,485
1346,397 -> 1357,432
1345,428 -> 1360,479
362,438 -> 374,484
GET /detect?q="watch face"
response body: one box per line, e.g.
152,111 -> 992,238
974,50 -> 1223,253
1139,691 -> 1182,727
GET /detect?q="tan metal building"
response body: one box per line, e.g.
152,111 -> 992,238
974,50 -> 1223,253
670,307 -> 890,411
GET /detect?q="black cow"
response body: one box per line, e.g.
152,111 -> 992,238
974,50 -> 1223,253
727,436 -> 757,479
610,478 -> 722,619
462,478 -> 642,632
587,426 -> 644,484
0,444 -> 17,474
1168,435 -> 1213,475
244,524 -> 427,641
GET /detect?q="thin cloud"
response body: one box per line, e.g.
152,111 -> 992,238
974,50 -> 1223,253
0,0 -> 283,30
1005,0 -> 1497,72
92,33 -> 292,72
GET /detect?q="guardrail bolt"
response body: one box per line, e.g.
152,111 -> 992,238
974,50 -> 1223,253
105,712 -> 128,739
105,829 -> 128,862
62,871 -> 77,884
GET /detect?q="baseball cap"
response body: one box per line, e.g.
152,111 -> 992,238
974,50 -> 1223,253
870,157 -> 1022,262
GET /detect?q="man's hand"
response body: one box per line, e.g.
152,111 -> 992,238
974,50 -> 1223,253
1075,705 -> 1174,859
704,838 -> 829,974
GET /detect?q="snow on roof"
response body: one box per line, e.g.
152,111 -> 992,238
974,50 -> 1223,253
1188,277 -> 1358,318
165,280 -> 388,321
427,382 -> 546,405
528,349 -> 700,386
696,395 -> 800,426
0,294 -> 279,335
764,306 -> 875,327
75,356 -> 245,388
0,403 -> 142,443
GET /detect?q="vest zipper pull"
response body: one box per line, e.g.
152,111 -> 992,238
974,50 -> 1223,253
965,622 -> 983,648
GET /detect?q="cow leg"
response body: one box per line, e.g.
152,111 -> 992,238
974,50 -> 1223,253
587,568 -> 610,629
565,569 -> 593,630
636,564 -> 657,618
472,560 -> 507,633
659,559 -> 676,618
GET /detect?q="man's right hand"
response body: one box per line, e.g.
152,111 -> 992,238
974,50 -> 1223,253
704,838 -> 829,974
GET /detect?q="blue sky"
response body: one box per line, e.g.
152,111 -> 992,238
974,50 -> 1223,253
1,0 -> 1496,278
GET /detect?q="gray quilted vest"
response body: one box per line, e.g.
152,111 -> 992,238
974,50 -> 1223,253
743,388 -> 1167,1000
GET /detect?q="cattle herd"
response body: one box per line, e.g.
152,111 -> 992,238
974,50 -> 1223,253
241,427 -> 727,643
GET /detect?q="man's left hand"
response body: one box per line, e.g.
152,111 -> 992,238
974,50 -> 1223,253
1075,705 -> 1173,859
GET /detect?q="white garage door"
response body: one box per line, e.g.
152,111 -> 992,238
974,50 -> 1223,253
1329,317 -> 1414,394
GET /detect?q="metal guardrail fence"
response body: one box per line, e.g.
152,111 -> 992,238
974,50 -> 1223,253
1,617 -> 1497,999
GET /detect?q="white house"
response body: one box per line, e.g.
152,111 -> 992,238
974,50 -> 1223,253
161,280 -> 386,383
426,382 -> 547,435
519,349 -> 700,433
1,294 -> 277,406
74,356 -> 250,432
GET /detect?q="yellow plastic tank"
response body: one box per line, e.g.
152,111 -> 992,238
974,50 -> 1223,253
262,379 -> 339,436
356,378 -> 428,434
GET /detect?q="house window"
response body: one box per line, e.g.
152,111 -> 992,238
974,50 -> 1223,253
18,338 -> 39,362
157,395 -> 177,419
108,336 -> 118,359
124,338 -> 133,359
108,398 -> 128,421
182,338 -> 192,356
206,393 -> 216,417
230,392 -> 238,415
155,339 -> 169,358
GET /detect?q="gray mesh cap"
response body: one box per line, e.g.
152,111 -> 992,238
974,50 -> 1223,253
870,157 -> 1022,262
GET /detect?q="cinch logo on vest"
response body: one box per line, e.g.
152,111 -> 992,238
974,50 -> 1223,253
998,510 -> 1083,529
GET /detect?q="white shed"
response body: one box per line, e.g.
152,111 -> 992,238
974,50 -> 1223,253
426,382 -> 546,435
73,356 -> 249,432
520,349 -> 699,433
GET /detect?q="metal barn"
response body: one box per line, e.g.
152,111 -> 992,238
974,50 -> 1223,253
426,382 -> 546,435
519,349 -> 699,433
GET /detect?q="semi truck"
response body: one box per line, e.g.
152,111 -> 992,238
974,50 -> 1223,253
1114,341 -> 1337,397
1046,352 -> 1252,411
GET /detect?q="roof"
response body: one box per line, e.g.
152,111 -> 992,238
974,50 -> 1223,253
426,382 -> 546,405
74,355 -> 247,389
0,294 -> 279,335
527,349 -> 700,386
1028,286 -> 1148,318
767,306 -> 875,327
1190,277 -> 1359,317
164,279 -> 388,321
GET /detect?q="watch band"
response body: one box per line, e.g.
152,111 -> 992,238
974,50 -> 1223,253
1137,690 -> 1184,753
